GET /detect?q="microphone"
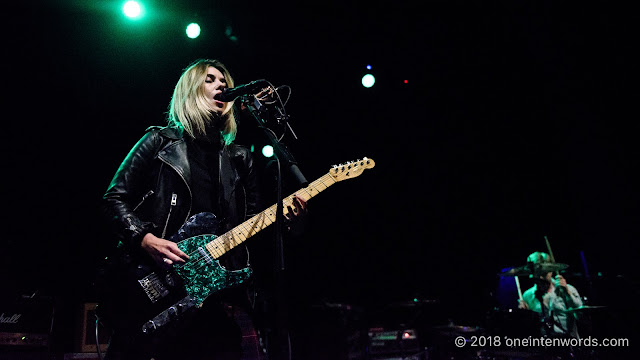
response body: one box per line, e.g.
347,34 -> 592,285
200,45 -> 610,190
214,79 -> 269,102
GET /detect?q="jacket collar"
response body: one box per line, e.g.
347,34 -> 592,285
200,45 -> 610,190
154,126 -> 236,197
157,125 -> 226,147
157,126 -> 184,140
157,136 -> 191,187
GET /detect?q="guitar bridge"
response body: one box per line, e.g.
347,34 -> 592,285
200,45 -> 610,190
138,273 -> 169,303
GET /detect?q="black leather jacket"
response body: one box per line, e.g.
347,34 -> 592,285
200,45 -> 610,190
102,126 -> 261,250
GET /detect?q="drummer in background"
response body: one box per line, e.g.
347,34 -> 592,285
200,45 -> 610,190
519,252 -> 583,338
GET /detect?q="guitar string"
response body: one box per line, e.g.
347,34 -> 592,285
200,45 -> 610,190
174,174 -> 336,273
180,181 -> 326,273
177,201 -> 287,272
175,172 -> 333,256
175,194 -> 297,260
172,161 -> 370,278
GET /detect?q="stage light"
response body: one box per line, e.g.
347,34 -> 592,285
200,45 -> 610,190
262,145 -> 274,158
123,1 -> 142,19
186,23 -> 201,39
361,74 -> 375,88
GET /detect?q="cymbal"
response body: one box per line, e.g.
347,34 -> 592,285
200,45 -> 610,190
499,263 -> 569,277
561,305 -> 606,314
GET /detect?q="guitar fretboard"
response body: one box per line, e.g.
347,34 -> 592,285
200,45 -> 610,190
204,173 -> 337,259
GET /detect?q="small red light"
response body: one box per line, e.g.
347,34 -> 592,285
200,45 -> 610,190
404,80 -> 408,84
403,332 -> 411,338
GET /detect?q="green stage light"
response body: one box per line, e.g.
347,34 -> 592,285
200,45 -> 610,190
362,74 -> 375,88
262,145 -> 274,158
123,1 -> 142,19
186,23 -> 201,39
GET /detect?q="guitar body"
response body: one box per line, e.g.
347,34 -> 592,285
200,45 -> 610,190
170,212 -> 253,306
96,212 -> 253,335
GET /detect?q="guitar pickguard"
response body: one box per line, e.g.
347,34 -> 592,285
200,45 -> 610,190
134,213 -> 253,334
173,233 -> 253,306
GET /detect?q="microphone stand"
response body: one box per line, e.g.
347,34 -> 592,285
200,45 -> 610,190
241,95 -> 308,360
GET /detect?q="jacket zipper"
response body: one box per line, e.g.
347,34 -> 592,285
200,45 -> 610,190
159,156 -> 193,229
133,190 -> 154,212
161,193 -> 178,238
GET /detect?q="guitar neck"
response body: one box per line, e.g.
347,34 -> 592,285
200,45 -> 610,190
205,173 -> 336,258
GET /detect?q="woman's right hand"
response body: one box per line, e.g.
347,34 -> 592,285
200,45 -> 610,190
141,233 -> 190,266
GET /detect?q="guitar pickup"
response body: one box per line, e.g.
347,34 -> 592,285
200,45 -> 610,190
197,247 -> 213,264
138,272 -> 169,303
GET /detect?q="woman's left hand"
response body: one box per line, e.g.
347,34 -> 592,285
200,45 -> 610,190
285,194 -> 307,219
284,194 -> 308,235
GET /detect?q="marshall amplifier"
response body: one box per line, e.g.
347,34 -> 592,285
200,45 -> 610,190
0,295 -> 54,348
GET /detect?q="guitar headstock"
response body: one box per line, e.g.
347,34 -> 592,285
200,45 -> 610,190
329,157 -> 375,182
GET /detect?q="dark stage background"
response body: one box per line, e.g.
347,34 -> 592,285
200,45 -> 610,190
4,0 -> 639,357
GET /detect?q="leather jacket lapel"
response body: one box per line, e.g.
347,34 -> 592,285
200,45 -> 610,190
157,139 -> 192,188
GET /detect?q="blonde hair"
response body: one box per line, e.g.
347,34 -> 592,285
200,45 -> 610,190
168,59 -> 237,145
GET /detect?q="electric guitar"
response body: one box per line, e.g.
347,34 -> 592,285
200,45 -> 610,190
96,158 -> 375,335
